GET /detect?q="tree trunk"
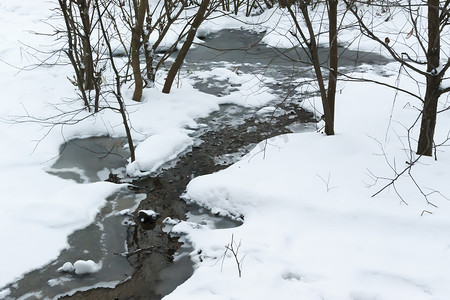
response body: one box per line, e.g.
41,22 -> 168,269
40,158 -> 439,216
141,0 -> 154,84
59,0 -> 90,110
297,1 -> 335,135
131,0 -> 148,101
417,0 -> 440,156
326,0 -> 338,135
417,76 -> 440,156
162,0 -> 210,94
78,0 -> 95,90
95,0 -> 136,162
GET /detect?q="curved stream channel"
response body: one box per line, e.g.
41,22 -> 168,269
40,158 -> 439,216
2,29 -> 389,299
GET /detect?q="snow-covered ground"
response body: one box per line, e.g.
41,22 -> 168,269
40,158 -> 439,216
166,67 -> 450,299
0,0 -> 278,294
1,1 -> 450,299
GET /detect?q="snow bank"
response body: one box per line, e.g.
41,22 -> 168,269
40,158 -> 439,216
127,129 -> 194,176
166,67 -> 450,299
0,1 -> 277,289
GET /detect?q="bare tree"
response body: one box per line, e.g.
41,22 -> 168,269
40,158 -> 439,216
219,0 -> 276,15
55,0 -> 137,161
95,0 -> 136,161
58,0 -> 101,111
417,0 -> 441,156
143,0 -> 188,83
280,0 -> 339,135
130,0 -> 148,101
162,0 -> 212,94
346,0 -> 450,156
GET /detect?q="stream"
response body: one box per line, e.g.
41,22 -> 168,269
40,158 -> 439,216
1,29 -> 389,299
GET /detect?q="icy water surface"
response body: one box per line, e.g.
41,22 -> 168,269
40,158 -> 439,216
2,137 -> 140,299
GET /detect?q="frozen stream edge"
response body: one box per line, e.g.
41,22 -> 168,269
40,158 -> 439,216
0,28 -> 391,299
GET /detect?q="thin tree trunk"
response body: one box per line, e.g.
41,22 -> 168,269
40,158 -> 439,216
417,0 -> 440,156
78,0 -> 95,90
296,2 -> 335,135
326,0 -> 338,134
131,0 -> 148,101
59,0 -> 90,110
141,0 -> 154,84
95,0 -> 136,162
162,0 -> 210,94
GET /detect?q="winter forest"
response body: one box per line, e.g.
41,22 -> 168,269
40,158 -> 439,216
1,0 -> 450,299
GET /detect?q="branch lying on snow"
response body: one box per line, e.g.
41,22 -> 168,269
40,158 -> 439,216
114,246 -> 162,258
316,172 -> 338,192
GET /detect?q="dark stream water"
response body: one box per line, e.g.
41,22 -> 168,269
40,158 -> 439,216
0,29 -> 389,300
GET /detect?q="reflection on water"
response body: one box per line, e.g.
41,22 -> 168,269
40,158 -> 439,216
47,137 -> 129,183
2,137 -> 141,299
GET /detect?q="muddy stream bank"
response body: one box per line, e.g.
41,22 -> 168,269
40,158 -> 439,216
3,103 -> 316,300
63,101 -> 317,299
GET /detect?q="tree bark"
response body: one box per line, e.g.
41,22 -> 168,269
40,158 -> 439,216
131,0 -> 148,101
326,0 -> 338,134
417,0 -> 440,156
162,0 -> 210,94
77,0 -> 95,90
296,1 -> 335,135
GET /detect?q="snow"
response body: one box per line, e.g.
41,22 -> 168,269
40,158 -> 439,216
256,106 -> 277,115
73,260 -> 102,275
127,129 -> 194,176
0,290 -> 9,299
166,67 -> 450,299
57,262 -> 75,273
189,67 -> 277,107
0,1 -> 273,290
1,1 -> 450,299
58,260 -> 102,275
138,210 -> 159,219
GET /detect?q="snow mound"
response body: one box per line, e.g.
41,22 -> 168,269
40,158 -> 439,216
138,209 -> 159,219
73,260 -> 102,275
58,260 -> 102,275
126,129 -> 194,176
57,262 -> 75,273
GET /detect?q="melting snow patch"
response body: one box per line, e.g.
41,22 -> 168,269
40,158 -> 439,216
47,276 -> 72,287
138,209 -> 159,223
57,260 -> 102,275
54,280 -> 121,299
126,129 -> 193,176
0,289 -> 10,299
256,106 -> 277,115
73,260 -> 102,275
138,209 -> 158,219
57,262 -> 75,273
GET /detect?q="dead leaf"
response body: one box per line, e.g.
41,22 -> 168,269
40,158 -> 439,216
406,28 -> 414,39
